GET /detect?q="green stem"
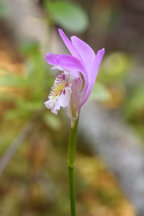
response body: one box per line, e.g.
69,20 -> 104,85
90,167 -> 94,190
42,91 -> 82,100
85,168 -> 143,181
68,167 -> 75,216
68,118 -> 79,216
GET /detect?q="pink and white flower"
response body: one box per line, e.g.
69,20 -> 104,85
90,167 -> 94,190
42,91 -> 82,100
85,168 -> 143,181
45,29 -> 105,120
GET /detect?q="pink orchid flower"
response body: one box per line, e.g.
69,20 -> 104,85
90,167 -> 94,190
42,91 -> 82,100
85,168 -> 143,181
45,29 -> 105,120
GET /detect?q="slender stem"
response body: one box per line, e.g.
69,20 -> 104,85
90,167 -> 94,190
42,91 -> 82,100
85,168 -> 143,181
68,167 -> 75,216
68,118 -> 79,216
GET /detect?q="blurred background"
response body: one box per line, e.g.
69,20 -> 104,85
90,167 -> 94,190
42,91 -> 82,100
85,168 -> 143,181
0,0 -> 144,215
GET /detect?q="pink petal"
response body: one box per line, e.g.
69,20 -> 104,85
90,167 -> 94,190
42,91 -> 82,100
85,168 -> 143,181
81,48 -> 105,105
58,28 -> 79,59
58,29 -> 89,96
67,77 -> 82,120
71,36 -> 95,74
90,48 -> 105,85
46,53 -> 84,73
46,53 -> 89,93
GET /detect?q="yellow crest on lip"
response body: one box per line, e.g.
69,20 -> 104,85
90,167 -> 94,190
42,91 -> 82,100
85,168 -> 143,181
52,81 -> 67,99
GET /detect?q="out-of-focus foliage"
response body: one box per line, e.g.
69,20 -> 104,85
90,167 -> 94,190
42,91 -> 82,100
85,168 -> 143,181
0,144 -> 134,216
0,0 -> 8,18
45,1 -> 89,33
0,0 -> 144,215
0,41 -> 53,120
0,41 -> 135,215
90,52 -> 132,108
124,84 -> 144,119
0,40 -> 135,215
90,82 -> 111,102
43,113 -> 62,130
99,52 -> 132,82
